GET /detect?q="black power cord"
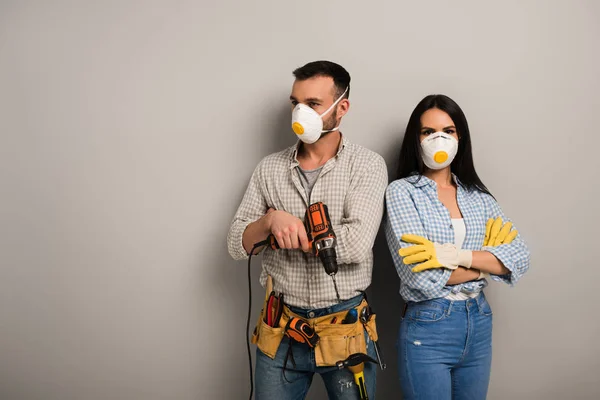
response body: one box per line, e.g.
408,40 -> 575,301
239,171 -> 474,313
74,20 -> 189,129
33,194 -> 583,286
246,240 -> 268,400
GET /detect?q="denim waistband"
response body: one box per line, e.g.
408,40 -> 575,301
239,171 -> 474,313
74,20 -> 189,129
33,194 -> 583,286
286,294 -> 364,319
408,291 -> 487,311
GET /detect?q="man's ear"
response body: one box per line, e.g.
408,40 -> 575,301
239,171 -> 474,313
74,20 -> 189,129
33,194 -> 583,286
337,98 -> 350,118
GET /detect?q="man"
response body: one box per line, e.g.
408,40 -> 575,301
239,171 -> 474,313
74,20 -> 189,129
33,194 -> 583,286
227,61 -> 387,399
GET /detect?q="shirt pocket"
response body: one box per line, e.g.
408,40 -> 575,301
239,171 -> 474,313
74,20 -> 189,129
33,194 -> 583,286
465,217 -> 486,249
461,193 -> 489,249
420,211 -> 451,244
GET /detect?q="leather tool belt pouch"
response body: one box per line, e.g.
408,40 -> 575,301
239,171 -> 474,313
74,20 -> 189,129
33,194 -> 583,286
252,299 -> 379,367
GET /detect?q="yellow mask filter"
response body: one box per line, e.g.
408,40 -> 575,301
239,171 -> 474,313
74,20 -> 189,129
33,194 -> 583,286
292,122 -> 304,135
433,151 -> 448,164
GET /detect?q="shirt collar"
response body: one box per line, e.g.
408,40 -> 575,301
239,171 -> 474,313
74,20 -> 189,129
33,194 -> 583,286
407,172 -> 466,189
289,134 -> 348,168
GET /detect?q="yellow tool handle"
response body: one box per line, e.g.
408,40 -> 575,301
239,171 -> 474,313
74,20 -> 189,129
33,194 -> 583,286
349,364 -> 368,400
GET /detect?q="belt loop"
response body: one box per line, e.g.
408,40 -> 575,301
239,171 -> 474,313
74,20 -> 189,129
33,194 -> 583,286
447,300 -> 453,316
401,303 -> 408,318
475,292 -> 483,312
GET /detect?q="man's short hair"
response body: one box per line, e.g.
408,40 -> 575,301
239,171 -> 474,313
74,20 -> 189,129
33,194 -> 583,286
293,61 -> 351,100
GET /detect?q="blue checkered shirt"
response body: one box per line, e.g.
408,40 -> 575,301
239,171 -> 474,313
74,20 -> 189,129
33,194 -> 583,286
385,174 -> 530,302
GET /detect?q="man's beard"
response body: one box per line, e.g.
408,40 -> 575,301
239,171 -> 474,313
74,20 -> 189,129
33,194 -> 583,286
319,109 -> 339,139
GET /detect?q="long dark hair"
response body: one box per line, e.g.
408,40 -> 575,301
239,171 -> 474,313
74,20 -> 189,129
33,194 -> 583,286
396,94 -> 491,196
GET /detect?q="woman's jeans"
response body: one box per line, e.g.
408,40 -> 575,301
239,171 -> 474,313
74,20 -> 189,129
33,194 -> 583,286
398,292 -> 493,400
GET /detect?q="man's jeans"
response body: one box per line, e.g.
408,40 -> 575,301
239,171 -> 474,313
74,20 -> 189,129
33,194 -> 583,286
398,292 -> 493,400
255,294 -> 378,399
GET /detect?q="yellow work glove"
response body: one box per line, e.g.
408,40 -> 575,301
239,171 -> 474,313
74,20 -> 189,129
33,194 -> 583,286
399,235 -> 473,273
478,217 -> 519,280
484,217 -> 518,247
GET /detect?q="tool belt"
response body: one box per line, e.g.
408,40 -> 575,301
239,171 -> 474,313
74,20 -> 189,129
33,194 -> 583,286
251,298 -> 379,367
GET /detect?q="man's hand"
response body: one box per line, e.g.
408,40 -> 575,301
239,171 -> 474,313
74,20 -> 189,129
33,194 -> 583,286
268,210 -> 310,252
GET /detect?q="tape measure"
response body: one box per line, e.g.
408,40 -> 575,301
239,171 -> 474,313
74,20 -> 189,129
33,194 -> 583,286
285,317 -> 320,348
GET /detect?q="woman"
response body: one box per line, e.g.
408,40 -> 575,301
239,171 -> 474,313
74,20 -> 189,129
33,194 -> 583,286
384,94 -> 530,400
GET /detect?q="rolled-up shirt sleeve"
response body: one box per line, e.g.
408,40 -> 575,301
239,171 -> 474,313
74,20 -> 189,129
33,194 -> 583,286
227,162 -> 268,260
482,194 -> 531,285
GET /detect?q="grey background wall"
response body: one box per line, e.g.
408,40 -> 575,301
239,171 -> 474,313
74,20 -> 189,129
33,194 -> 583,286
1,1 -> 598,399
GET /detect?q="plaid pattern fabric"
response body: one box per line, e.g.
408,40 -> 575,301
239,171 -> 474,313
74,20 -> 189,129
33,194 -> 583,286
385,174 -> 531,302
227,136 -> 388,308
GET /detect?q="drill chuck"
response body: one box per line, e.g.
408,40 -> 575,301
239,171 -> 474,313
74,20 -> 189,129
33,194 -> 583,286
319,248 -> 338,276
315,236 -> 338,275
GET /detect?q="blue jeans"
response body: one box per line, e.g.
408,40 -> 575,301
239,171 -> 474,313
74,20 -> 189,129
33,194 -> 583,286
398,292 -> 493,400
255,294 -> 378,400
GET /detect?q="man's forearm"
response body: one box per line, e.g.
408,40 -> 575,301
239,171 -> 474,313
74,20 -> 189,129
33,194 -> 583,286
242,213 -> 272,255
447,267 -> 481,285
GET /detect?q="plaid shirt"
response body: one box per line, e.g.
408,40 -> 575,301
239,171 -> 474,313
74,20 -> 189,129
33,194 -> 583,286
227,136 -> 388,308
385,174 -> 531,302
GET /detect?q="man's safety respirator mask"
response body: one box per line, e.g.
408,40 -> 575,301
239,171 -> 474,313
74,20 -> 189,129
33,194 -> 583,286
291,87 -> 349,144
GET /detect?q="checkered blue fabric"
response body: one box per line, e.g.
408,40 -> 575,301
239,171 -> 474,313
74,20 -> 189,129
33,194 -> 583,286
385,174 -> 530,302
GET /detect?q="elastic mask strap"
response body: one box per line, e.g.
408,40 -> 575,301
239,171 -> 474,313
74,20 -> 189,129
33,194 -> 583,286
320,86 -> 348,133
319,86 -> 349,118
322,126 -> 341,134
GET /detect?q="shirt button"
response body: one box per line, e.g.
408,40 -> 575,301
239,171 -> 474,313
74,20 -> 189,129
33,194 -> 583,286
308,311 -> 315,318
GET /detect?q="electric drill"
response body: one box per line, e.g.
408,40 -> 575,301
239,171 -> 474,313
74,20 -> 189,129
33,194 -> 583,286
304,202 -> 338,276
267,202 -> 341,302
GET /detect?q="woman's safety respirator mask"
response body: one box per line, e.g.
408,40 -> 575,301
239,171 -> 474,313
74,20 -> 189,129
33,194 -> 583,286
420,132 -> 458,170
